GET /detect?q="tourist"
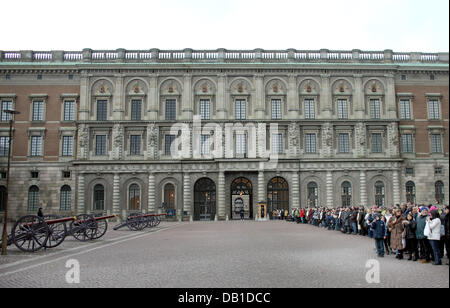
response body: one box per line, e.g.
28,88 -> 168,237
404,213 -> 419,261
444,206 -> 450,265
427,210 -> 442,265
371,213 -> 387,257
388,209 -> 405,259
416,207 -> 432,263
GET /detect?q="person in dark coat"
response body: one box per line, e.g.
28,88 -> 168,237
388,209 -> 405,259
349,207 -> 358,235
444,206 -> 449,265
239,208 -> 245,220
37,207 -> 44,218
371,213 -> 387,257
404,213 -> 419,261
416,207 -> 432,263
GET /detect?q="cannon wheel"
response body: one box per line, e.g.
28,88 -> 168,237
12,215 -> 49,253
146,216 -> 157,228
70,214 -> 98,242
91,214 -> 108,240
127,212 -> 148,231
43,215 -> 67,249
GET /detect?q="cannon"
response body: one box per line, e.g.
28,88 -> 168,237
113,213 -> 167,231
1,214 -> 115,253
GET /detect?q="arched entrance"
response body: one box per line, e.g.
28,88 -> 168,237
194,178 -> 216,221
231,177 -> 253,220
267,177 -> 289,213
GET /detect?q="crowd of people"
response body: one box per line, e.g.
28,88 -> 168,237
281,203 -> 449,266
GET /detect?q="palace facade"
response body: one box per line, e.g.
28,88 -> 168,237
0,49 -> 448,221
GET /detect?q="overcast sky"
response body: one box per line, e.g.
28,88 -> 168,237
1,0 -> 448,52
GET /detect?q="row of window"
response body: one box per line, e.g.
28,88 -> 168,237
1,100 -> 76,122
399,99 -> 442,120
401,133 -> 443,153
0,135 -> 74,157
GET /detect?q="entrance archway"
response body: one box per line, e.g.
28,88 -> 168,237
194,178 -> 216,221
267,177 -> 289,213
230,177 -> 253,220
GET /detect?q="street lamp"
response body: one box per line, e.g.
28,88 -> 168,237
1,109 -> 20,255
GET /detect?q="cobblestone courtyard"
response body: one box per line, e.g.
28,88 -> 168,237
0,221 -> 448,288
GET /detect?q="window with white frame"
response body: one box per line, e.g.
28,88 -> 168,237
304,99 -> 315,119
337,99 -> 348,119
63,100 -> 75,121
30,136 -> 42,156
399,99 -> 411,120
62,136 -> 73,156
130,135 -> 141,155
1,101 -> 13,121
200,99 -> 210,120
235,133 -> 247,156
0,136 -> 9,157
338,133 -> 350,153
131,100 -> 142,121
370,99 -> 381,119
305,133 -> 316,153
431,134 -> 442,153
235,100 -> 246,120
428,100 -> 440,120
272,133 -> 283,154
271,99 -> 282,120
95,135 -> 107,156
401,134 -> 413,153
97,100 -> 108,121
32,101 -> 44,121
200,134 -> 210,155
371,133 -> 383,153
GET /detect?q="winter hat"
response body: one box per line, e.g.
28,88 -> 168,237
420,206 -> 428,213
430,206 -> 437,211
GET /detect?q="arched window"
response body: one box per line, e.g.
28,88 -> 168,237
435,181 -> 444,205
341,181 -> 352,207
164,183 -> 175,209
267,177 -> 289,211
307,182 -> 318,207
0,186 -> 6,212
406,181 -> 416,204
375,181 -> 385,207
129,184 -> 140,210
194,178 -> 216,221
60,185 -> 71,211
93,184 -> 105,211
28,186 -> 39,212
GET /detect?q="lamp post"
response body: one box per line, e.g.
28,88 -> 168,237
1,109 -> 20,255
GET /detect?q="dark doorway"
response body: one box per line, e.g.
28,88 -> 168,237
230,177 -> 253,219
267,177 -> 289,213
194,178 -> 216,221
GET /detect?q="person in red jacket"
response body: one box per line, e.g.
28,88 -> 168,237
300,208 -> 305,224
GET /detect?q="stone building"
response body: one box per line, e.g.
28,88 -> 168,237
0,49 -> 448,221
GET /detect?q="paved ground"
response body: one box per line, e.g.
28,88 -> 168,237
0,220 -> 448,288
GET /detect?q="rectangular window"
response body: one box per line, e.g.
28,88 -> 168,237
272,133 -> 283,154
165,135 -> 176,156
405,168 -> 414,176
304,99 -> 315,119
130,135 -> 141,155
370,99 -> 381,119
371,133 -> 383,153
0,136 -> 10,156
435,167 -> 442,175
200,134 -> 210,155
337,99 -> 348,119
62,136 -> 73,156
97,100 -> 108,121
338,133 -> 350,153
31,136 -> 42,156
1,101 -> 13,121
131,100 -> 142,121
399,100 -> 411,120
165,99 -> 176,120
235,100 -> 246,120
271,99 -> 282,120
200,99 -> 210,120
428,100 -> 440,120
305,134 -> 316,153
401,134 -> 413,153
63,101 -> 75,121
32,101 -> 44,121
95,135 -> 107,156
235,134 -> 247,156
431,134 -> 442,153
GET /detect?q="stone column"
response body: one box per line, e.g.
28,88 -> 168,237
79,75 -> 89,121
183,172 -> 192,220
320,74 -> 332,118
113,173 -> 120,216
182,74 -> 193,120
148,74 -> 158,120
360,170 -> 367,207
258,168 -> 265,220
353,74 -> 364,118
216,74 -> 227,119
254,74 -> 265,119
291,172 -> 300,209
287,74 -> 299,119
218,171 -> 226,220
385,74 -> 397,119
113,74 -> 124,120
392,169 -> 401,206
326,171 -> 333,208
148,173 -> 156,213
77,174 -> 85,215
